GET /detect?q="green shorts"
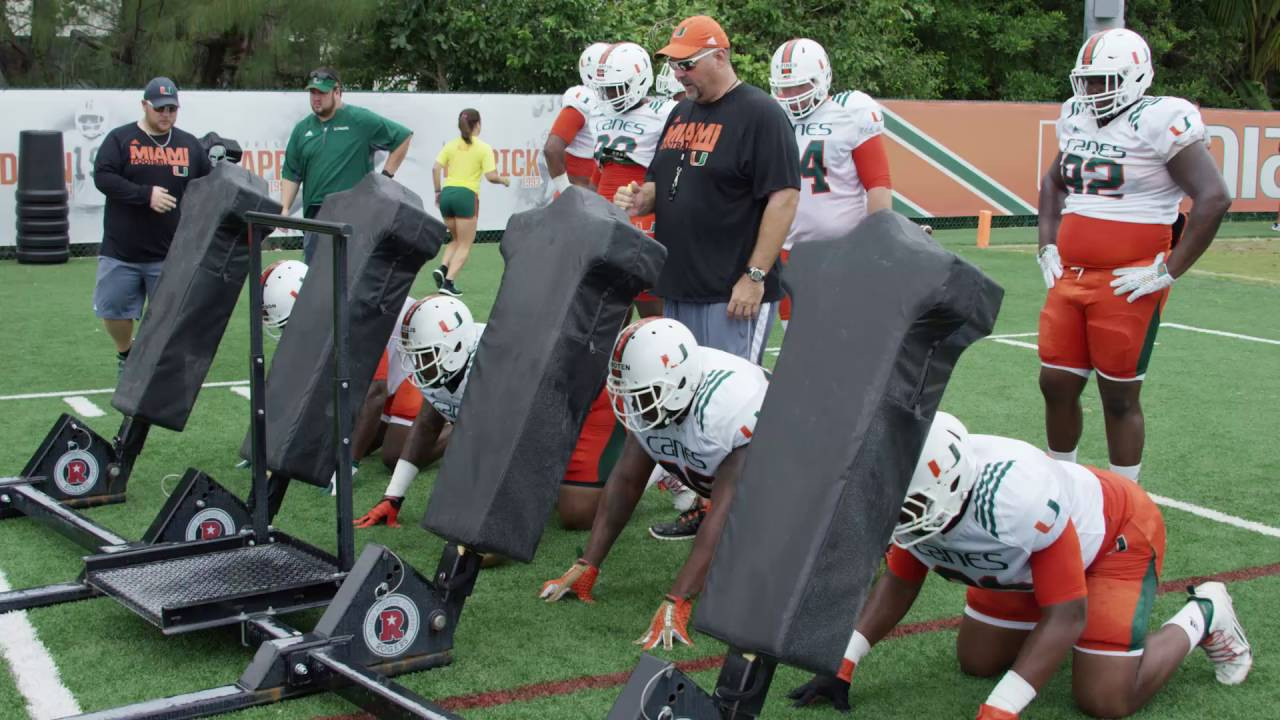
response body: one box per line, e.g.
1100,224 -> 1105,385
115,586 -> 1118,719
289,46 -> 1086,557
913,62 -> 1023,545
439,186 -> 477,219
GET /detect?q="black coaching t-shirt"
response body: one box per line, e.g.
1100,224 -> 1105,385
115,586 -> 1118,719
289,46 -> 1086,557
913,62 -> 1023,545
646,82 -> 800,303
93,122 -> 211,262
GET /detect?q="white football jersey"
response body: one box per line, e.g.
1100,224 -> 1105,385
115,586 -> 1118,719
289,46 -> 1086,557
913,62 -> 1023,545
1056,96 -> 1205,225
588,98 -> 677,169
634,347 -> 768,497
417,324 -> 485,424
903,435 -> 1107,592
561,86 -> 598,161
384,296 -> 417,394
68,135 -> 106,208
785,91 -> 885,250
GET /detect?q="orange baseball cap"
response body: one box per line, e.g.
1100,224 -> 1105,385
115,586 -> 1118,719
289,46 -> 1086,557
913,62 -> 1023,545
657,15 -> 731,59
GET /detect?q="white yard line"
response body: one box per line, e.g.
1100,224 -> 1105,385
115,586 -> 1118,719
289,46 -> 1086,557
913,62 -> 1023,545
1187,268 -> 1279,285
1161,323 -> 1280,346
991,338 -> 1039,350
61,396 -> 105,418
988,332 -> 1039,340
0,380 -> 248,402
0,570 -> 81,719
230,386 -> 252,399
1148,494 -> 1280,539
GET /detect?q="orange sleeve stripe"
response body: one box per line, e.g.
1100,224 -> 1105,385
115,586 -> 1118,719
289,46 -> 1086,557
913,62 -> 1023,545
1031,519 -> 1088,607
851,135 -> 892,190
549,107 -> 586,144
886,545 -> 929,583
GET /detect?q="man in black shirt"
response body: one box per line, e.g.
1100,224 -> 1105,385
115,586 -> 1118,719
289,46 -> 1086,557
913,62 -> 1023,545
93,77 -> 211,373
616,15 -> 800,365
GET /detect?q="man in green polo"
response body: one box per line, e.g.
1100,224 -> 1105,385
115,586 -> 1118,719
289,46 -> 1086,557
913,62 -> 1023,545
282,67 -> 414,263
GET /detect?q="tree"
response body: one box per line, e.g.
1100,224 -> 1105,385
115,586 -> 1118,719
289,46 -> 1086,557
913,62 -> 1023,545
1206,0 -> 1280,108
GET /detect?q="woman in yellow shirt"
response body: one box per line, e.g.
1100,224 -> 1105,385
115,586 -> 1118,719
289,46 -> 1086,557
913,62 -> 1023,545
432,108 -> 509,296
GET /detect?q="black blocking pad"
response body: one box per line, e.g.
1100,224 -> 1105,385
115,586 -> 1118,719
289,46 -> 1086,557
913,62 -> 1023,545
421,188 -> 665,562
112,165 -> 280,431
696,211 -> 1003,673
251,173 -> 444,487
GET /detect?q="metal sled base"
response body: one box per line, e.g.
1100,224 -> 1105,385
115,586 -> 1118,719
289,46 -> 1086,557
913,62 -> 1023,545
85,531 -> 342,634
68,543 -> 480,720
608,651 -> 778,720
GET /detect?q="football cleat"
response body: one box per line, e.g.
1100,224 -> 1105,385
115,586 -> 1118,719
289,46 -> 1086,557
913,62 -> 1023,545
1189,581 -> 1252,685
649,503 -> 706,541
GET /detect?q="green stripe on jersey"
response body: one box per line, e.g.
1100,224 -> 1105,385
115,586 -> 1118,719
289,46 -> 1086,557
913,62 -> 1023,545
694,370 -> 734,430
974,460 -> 1014,538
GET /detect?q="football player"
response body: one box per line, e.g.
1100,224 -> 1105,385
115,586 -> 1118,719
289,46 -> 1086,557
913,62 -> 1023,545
544,42 -> 608,193
790,412 -> 1252,719
539,317 -> 770,651
1036,29 -> 1230,482
69,99 -> 109,210
586,41 -> 676,320
354,295 -> 615,531
769,38 -> 892,332
655,62 -> 686,102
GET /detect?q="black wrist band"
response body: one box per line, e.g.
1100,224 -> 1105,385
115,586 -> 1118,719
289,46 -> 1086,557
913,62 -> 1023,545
381,169 -> 394,178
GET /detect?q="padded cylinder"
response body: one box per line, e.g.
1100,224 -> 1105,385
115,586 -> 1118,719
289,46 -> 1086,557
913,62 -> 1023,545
17,130 -> 65,192
16,233 -> 71,247
110,165 -> 281,430
252,173 -> 445,488
18,219 -> 70,235
15,247 -> 69,264
695,211 -> 1004,673
17,204 -> 69,219
421,187 -> 665,562
15,189 -> 69,204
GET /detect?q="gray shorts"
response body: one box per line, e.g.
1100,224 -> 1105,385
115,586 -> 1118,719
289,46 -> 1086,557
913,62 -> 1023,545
93,256 -> 164,320
664,299 -> 774,364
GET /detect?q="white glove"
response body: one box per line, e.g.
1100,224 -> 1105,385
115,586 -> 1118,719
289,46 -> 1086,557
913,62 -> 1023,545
1111,252 -> 1174,303
1037,245 -> 1064,289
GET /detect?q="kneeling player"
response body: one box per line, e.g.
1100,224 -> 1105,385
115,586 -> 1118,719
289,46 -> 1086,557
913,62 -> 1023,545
790,412 -> 1252,719
540,317 -> 770,650
354,295 -> 618,530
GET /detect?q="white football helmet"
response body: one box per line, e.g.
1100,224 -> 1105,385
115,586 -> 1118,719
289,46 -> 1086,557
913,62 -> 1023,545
892,411 -> 976,549
398,295 -> 477,389
607,318 -> 703,433
561,85 -> 597,117
261,260 -> 307,337
770,38 -> 832,121
590,42 -> 653,114
75,100 -> 108,139
579,42 -> 610,85
1070,28 -> 1153,120
655,63 -> 683,99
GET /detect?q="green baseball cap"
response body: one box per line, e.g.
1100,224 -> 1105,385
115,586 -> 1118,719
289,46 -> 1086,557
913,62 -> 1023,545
305,68 -> 339,92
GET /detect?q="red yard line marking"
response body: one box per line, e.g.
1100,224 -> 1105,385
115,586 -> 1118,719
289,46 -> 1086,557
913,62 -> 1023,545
316,562 -> 1280,718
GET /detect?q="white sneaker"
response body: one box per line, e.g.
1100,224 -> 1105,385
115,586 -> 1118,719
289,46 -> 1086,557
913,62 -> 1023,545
1189,581 -> 1252,685
647,467 -> 699,513
1271,223 -> 1280,232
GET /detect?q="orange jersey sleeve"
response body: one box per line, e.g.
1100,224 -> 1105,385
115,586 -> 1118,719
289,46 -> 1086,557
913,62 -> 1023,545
886,545 -> 929,583
1030,519 -> 1088,607
549,107 -> 586,145
851,135 -> 892,191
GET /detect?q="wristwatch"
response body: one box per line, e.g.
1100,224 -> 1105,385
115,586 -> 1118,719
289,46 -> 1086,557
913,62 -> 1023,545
745,266 -> 766,283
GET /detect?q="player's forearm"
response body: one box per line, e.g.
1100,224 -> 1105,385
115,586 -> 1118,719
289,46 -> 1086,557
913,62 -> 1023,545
1037,174 -> 1067,250
544,137 -> 568,177
856,571 -> 923,645
1166,144 -> 1231,277
748,188 -> 798,271
581,471 -> 646,567
400,409 -> 445,468
865,186 -> 893,215
1009,598 -> 1086,689
382,135 -> 412,176
669,460 -> 741,597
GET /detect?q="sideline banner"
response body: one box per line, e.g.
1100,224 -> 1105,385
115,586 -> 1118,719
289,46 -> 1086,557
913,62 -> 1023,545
1,90 -> 1278,246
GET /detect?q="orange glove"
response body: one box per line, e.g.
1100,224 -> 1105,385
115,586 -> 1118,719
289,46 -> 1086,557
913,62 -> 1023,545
354,497 -> 402,528
635,594 -> 693,650
976,704 -> 1019,720
539,559 -> 598,603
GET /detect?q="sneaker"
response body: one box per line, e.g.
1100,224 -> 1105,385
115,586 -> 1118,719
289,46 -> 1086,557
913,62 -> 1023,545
432,265 -> 447,289
649,503 -> 706,541
1189,581 -> 1252,685
1271,223 -> 1280,232
439,279 -> 462,297
649,468 -> 700,513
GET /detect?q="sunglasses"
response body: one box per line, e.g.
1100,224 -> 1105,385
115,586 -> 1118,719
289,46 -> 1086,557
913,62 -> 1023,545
310,71 -> 337,83
147,102 -> 178,114
668,48 -> 719,72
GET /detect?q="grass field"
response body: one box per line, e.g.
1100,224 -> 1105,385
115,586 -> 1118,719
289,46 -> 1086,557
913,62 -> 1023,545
0,221 -> 1277,720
